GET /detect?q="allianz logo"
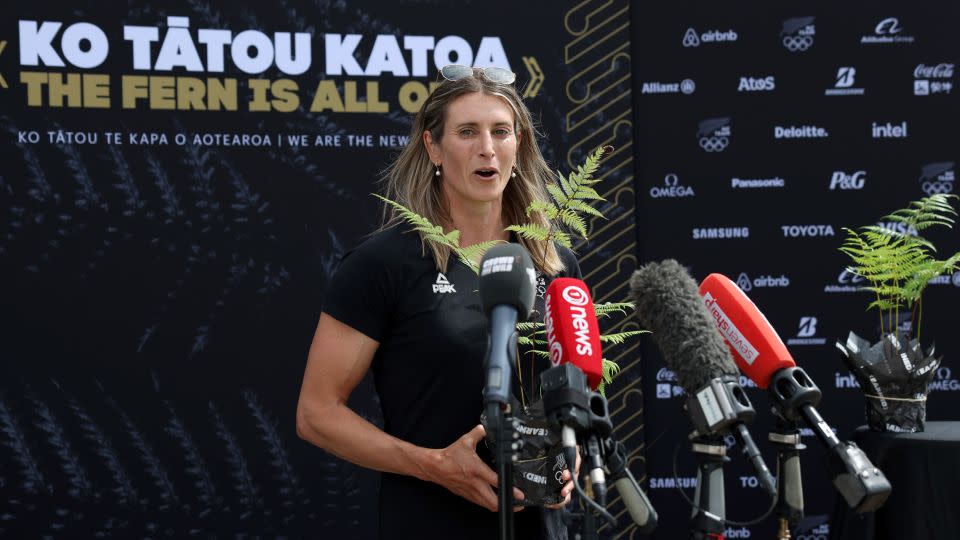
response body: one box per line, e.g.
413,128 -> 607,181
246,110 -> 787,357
650,173 -> 695,198
926,272 -> 960,287
735,272 -> 790,291
649,476 -> 698,489
642,79 -> 696,95
824,268 -> 865,293
738,76 -> 775,92
829,170 -> 866,190
782,224 -> 835,237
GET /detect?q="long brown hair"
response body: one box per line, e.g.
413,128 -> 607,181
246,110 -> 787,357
380,70 -> 565,275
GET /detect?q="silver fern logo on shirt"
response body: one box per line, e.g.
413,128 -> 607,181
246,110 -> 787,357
432,273 -> 456,294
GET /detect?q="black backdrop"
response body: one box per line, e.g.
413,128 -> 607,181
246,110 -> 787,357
1,1 -> 957,538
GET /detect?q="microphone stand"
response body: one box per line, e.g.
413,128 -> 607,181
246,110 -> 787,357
483,305 -> 520,540
689,435 -> 728,540
769,420 -> 805,540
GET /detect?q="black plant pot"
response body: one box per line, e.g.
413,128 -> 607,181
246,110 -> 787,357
836,331 -> 940,433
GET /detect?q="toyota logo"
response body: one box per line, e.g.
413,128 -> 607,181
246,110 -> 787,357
561,285 -> 590,306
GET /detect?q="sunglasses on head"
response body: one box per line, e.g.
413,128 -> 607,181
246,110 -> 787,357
439,64 -> 517,85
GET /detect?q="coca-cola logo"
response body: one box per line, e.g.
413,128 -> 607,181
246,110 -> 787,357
656,367 -> 678,382
914,63 -> 955,79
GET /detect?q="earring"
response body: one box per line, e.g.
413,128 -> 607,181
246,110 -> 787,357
511,168 -> 517,178
435,163 -> 441,177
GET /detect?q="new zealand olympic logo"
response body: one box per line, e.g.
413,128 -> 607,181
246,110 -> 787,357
919,162 -> 955,195
561,285 -> 590,306
698,117 -> 732,153
781,17 -> 816,52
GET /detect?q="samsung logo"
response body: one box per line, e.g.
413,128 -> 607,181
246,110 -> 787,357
692,227 -> 750,239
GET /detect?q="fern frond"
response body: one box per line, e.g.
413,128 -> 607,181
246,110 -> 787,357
558,209 -> 589,240
594,302 -> 635,318
525,200 -> 559,219
599,330 -> 649,346
457,240 -> 502,265
516,322 -> 544,332
505,223 -> 551,242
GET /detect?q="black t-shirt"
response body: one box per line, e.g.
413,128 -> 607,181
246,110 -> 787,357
323,225 -> 581,540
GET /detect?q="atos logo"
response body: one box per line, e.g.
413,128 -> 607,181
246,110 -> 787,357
738,76 -> 775,92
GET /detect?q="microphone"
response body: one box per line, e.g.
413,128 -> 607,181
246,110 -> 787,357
478,243 -> 536,406
544,278 -> 604,389
630,260 -> 777,497
540,278 -> 657,530
699,273 -> 892,513
542,278 -> 608,504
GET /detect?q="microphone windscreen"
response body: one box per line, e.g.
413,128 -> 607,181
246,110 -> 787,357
630,260 -> 738,392
699,273 -> 796,389
479,243 -> 536,319
544,278 -> 603,389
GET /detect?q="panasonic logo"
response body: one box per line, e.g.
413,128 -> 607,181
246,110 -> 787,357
731,177 -> 785,189
782,225 -> 835,237
774,125 -> 829,139
692,227 -> 749,239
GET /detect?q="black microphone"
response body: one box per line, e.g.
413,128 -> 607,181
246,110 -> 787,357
630,259 -> 777,497
479,243 -> 536,406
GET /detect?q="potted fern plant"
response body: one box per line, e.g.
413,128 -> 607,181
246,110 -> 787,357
836,194 -> 960,432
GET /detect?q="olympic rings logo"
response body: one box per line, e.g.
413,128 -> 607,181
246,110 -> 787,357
922,181 -> 954,195
782,35 -> 813,52
699,136 -> 729,152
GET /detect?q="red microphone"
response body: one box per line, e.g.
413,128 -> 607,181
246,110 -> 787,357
698,273 -> 795,389
544,277 -> 603,390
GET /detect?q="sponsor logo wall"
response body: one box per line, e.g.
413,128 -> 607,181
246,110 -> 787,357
634,5 -> 960,539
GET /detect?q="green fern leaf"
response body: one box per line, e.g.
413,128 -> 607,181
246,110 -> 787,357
599,330 -> 649,346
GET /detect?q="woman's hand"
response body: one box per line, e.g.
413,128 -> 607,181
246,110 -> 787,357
420,424 -> 525,512
544,447 -> 582,509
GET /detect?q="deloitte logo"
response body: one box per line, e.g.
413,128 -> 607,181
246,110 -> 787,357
735,273 -> 790,292
919,162 -> 955,195
824,268 -> 865,293
698,117 -> 731,152
650,173 -> 695,198
825,67 -> 865,96
683,27 -> 738,48
641,79 -> 696,95
787,316 -> 827,346
781,17 -> 816,52
774,125 -> 829,139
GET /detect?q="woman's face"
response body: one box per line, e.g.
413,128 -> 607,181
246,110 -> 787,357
424,92 -> 520,208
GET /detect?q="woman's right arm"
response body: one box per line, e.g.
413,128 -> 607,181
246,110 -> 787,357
295,313 -> 522,511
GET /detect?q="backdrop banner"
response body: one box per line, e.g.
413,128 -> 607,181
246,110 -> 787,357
1,1 -> 641,537
632,2 -> 959,539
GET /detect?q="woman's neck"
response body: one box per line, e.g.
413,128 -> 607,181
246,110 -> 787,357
446,197 -> 509,247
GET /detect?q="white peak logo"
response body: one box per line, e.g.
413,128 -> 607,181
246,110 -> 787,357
432,273 -> 456,294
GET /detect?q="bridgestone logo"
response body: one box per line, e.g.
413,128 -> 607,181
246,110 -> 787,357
692,227 -> 749,239
703,292 -> 760,365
